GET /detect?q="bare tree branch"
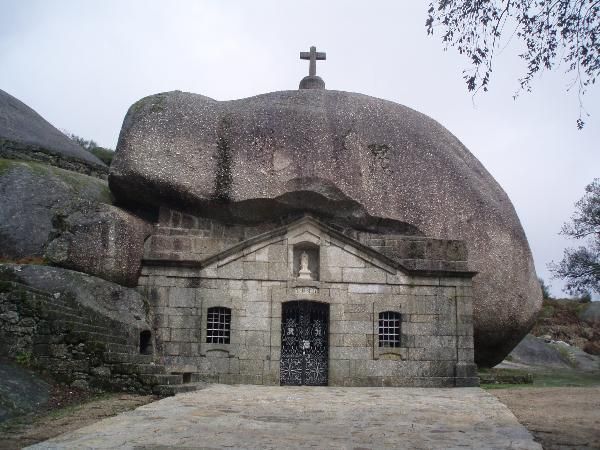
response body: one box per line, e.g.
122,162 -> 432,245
427,0 -> 600,128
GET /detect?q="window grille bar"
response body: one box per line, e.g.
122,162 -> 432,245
378,311 -> 401,348
206,307 -> 231,344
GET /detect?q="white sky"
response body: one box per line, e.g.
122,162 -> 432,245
1,0 -> 598,298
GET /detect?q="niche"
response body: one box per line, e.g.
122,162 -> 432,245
293,242 -> 320,281
139,330 -> 153,355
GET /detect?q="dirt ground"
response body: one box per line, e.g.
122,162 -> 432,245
0,394 -> 155,449
491,387 -> 600,450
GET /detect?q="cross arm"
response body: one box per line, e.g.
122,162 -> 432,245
300,52 -> 326,60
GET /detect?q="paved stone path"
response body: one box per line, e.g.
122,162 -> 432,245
29,385 -> 541,449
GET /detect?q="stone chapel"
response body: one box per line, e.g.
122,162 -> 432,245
0,46 -> 544,396
119,47 -> 481,387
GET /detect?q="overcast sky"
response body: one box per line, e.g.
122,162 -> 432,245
1,0 -> 598,298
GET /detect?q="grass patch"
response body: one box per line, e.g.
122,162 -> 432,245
0,159 -> 49,177
481,368 -> 600,390
0,158 -> 15,175
530,370 -> 600,387
479,368 -> 534,387
15,352 -> 33,367
89,147 -> 114,166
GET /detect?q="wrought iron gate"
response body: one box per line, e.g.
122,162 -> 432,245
280,301 -> 329,386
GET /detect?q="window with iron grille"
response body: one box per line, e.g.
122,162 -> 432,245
206,307 -> 231,344
378,311 -> 401,348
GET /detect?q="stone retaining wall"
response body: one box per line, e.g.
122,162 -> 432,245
0,280 -> 148,392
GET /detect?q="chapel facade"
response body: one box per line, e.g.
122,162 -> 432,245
138,209 -> 478,387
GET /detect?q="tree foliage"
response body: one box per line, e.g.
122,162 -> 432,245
63,131 -> 114,166
426,0 -> 600,128
539,277 -> 553,298
549,179 -> 600,295
64,132 -> 98,152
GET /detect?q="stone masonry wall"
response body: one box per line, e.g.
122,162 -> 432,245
139,221 -> 477,387
0,280 -> 150,392
145,208 -> 470,277
358,233 -> 469,273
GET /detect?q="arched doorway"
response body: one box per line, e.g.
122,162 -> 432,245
280,300 -> 329,386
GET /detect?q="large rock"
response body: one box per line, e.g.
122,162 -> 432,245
505,335 -> 573,368
110,89 -> 542,366
45,203 -> 152,287
0,159 -> 111,259
0,359 -> 50,423
0,264 -> 149,328
0,89 -> 107,176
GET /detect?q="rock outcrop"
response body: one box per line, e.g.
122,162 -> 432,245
0,359 -> 50,423
0,89 -> 107,176
0,264 -> 149,327
0,264 -> 204,395
110,89 -> 542,366
45,203 -> 152,287
505,335 -> 573,368
0,159 -> 111,260
0,264 -> 149,391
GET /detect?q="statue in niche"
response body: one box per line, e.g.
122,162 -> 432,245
298,251 -> 312,280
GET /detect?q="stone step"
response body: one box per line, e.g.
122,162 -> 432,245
40,294 -> 70,305
153,382 -> 207,396
46,310 -> 91,324
139,373 -> 183,386
45,302 -> 81,315
66,331 -> 129,345
54,320 -> 112,334
111,363 -> 165,375
190,373 -> 206,383
91,341 -> 134,353
45,306 -> 120,330
102,352 -> 154,364
136,364 -> 166,375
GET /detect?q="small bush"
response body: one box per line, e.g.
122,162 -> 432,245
89,147 -> 114,166
578,292 -> 592,303
539,277 -> 552,299
15,352 -> 32,366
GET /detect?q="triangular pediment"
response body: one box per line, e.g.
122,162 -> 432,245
196,215 -> 399,274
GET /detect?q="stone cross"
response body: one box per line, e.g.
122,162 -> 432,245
300,46 -> 326,77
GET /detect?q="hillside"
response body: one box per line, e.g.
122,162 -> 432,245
531,298 -> 600,355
